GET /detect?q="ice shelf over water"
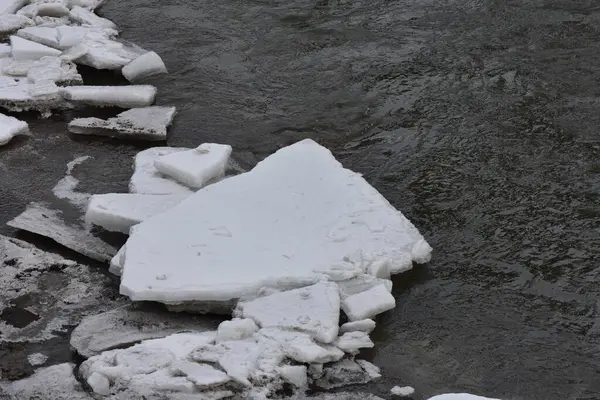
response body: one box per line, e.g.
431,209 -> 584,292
0,111 -> 28,145
120,139 -> 432,304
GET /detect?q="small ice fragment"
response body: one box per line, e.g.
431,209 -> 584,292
0,112 -> 28,145
391,386 -> 415,397
68,6 -> 116,29
334,331 -> 374,354
61,85 -> 157,108
129,147 -> 193,195
16,26 -> 60,48
27,352 -> 48,366
122,51 -> 167,82
87,372 -> 110,395
0,0 -> 28,15
153,143 -> 232,190
85,193 -> 189,234
342,283 -> 396,321
427,395 -> 501,400
109,245 -> 125,275
276,365 -> 307,387
215,318 -> 258,343
170,361 -> 231,388
339,319 -> 376,335
67,0 -> 105,10
10,35 -> 61,60
68,106 -> 176,141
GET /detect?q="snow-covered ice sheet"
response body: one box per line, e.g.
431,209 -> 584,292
7,202 -> 118,262
16,26 -> 60,48
154,143 -> 232,189
0,0 -> 27,15
70,304 -> 220,358
68,106 -> 176,140
120,139 -> 431,303
27,352 -> 48,366
10,35 -> 61,60
26,56 -> 82,84
69,33 -> 146,70
0,78 -> 66,112
391,386 -> 415,397
68,5 -> 116,29
0,111 -> 28,145
122,51 -> 167,81
236,281 -> 340,343
56,25 -> 117,49
67,0 -> 106,10
342,283 -> 396,321
0,13 -> 32,36
0,363 -> 91,399
62,84 -> 157,108
52,155 -> 91,209
129,147 -> 193,195
339,319 -> 376,334
427,395 -> 500,400
85,193 -> 189,234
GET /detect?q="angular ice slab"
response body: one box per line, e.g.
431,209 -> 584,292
10,35 -> 61,60
0,111 -> 28,145
17,26 -> 60,48
236,282 -> 340,344
67,0 -> 106,10
85,193 -> 189,234
153,143 -> 232,189
0,78 -> 66,112
70,35 -> 146,70
68,6 -> 116,29
129,147 -> 193,195
56,25 -> 117,49
62,85 -> 157,108
68,106 -> 176,141
342,283 -> 396,321
0,14 -> 32,37
36,2 -> 70,17
0,0 -> 27,15
122,51 -> 167,81
27,56 -> 82,84
120,139 -> 431,303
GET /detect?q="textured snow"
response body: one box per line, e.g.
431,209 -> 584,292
68,5 -> 116,29
85,193 -> 189,234
26,56 -> 82,84
392,386 -> 416,397
154,143 -> 232,189
27,352 -> 48,366
10,35 -> 61,60
0,0 -> 27,15
339,319 -> 376,334
62,84 -> 157,107
120,139 -> 431,303
122,50 -> 167,81
0,112 -> 28,145
129,147 -> 194,195
1,363 -> 91,399
236,281 -> 340,343
342,283 -> 396,321
427,395 -> 500,400
0,13 -> 32,35
68,106 -> 176,140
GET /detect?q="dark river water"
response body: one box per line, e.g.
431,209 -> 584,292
2,0 -> 600,399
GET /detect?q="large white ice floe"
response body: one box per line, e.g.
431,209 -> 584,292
10,35 -> 61,60
0,363 -> 91,399
68,106 -> 176,140
427,395 -> 501,400
0,13 -> 32,36
129,147 -> 194,195
16,26 -> 61,48
0,111 -> 28,145
119,139 -> 431,304
122,50 -> 167,81
61,84 -> 157,107
0,0 -> 27,15
85,193 -> 189,234
153,143 -> 232,189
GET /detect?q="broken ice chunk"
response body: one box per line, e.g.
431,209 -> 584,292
122,51 -> 167,82
427,395 -> 500,400
68,106 -> 176,141
36,2 -> 70,17
0,112 -> 28,145
85,193 -> 189,234
27,56 -> 82,85
0,43 -> 10,57
341,283 -> 396,321
356,359 -> 381,380
277,365 -> 307,388
72,36 -> 146,70
314,359 -> 378,389
17,26 -> 60,48
153,143 -> 232,189
334,331 -> 374,354
257,328 -> 344,364
236,281 -> 340,344
27,352 -> 48,367
109,245 -> 125,275
391,386 -> 415,397
56,25 -> 116,49
170,361 -> 231,388
1,363 -> 90,400
68,5 -> 116,29
0,0 -> 27,15
216,318 -> 258,343
87,372 -> 110,395
129,147 -> 194,195
10,35 -> 61,60
67,0 -> 106,10
0,14 -> 32,37
339,319 -> 376,335
62,85 -> 157,108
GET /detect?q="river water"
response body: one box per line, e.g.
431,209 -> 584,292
1,0 -> 600,399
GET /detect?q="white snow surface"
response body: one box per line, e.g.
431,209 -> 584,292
236,281 -> 340,344
427,395 -> 501,400
129,147 -> 194,195
61,84 -> 157,107
1,363 -> 91,399
85,193 -> 189,234
16,26 -> 60,48
68,5 -> 116,29
339,319 -> 376,334
122,50 -> 167,81
120,139 -> 431,304
0,111 -> 28,145
26,55 -> 82,84
0,13 -> 32,34
342,283 -> 396,321
153,143 -> 232,189
10,35 -> 61,60
0,0 -> 27,15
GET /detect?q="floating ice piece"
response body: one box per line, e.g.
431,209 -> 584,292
236,281 -> 340,344
258,328 -> 344,364
0,43 -> 10,56
85,193 -> 189,234
62,84 -> 157,108
0,0 -> 27,15
277,365 -> 307,387
109,244 -> 125,275
129,147 -> 194,195
72,36 -> 146,70
0,13 -> 32,36
36,2 -> 70,17
120,139 -> 431,304
154,143 -> 232,189
7,202 -> 118,262
52,155 -> 91,209
0,78 -> 66,112
342,283 -> 396,321
17,26 -> 60,48
71,305 -> 220,358
10,35 -> 61,60
334,331 -> 374,354
122,51 -> 167,81
392,386 -> 415,397
314,359 -> 378,390
355,359 -> 381,380
215,318 -> 258,343
0,112 -> 28,145
68,6 -> 116,29
56,25 -> 116,49
27,56 -> 82,84
68,106 -> 176,141
427,395 -> 501,400
339,319 -> 376,335
171,361 -> 231,388
27,352 -> 48,366
0,363 -> 91,399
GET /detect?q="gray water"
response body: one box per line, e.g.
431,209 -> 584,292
1,0 -> 600,399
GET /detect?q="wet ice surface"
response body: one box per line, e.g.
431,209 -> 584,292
1,0 -> 600,400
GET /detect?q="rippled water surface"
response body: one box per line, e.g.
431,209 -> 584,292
2,1 -> 600,399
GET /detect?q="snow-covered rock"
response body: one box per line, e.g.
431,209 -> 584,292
61,84 -> 157,107
10,35 -> 61,60
153,143 -> 232,189
119,139 -> 431,304
129,147 -> 194,195
0,363 -> 91,399
0,111 -> 28,145
122,50 -> 167,81
68,106 -> 176,140
68,5 -> 116,29
339,319 -> 376,334
341,283 -> 396,321
85,193 -> 189,234
0,0 -> 28,15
